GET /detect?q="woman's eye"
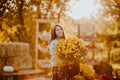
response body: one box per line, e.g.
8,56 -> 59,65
57,29 -> 60,31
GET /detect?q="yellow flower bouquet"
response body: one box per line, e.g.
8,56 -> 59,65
54,37 -> 87,65
53,37 -> 87,80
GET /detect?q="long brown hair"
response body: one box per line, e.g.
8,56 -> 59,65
50,24 -> 66,42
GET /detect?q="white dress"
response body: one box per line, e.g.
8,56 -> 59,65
49,39 -> 59,66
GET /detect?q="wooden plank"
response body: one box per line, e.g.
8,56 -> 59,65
0,70 -> 45,76
36,19 -> 57,23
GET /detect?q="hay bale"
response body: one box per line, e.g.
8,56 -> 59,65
0,58 -> 6,71
0,42 -> 33,70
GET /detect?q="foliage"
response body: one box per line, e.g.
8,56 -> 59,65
74,75 -> 86,80
98,0 -> 120,43
54,37 -> 86,65
0,0 -> 72,41
0,0 -> 73,67
111,48 -> 120,63
96,20 -> 119,62
80,63 -> 95,80
30,0 -> 70,22
99,0 -> 120,21
0,0 -> 33,42
95,0 -> 120,62
112,63 -> 120,78
0,0 -> 71,42
39,23 -> 51,32
115,40 -> 120,47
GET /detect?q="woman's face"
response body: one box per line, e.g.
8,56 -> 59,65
55,26 -> 63,38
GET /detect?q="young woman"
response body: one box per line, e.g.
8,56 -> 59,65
49,24 -> 80,80
49,24 -> 66,80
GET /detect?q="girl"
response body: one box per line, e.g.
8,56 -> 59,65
49,24 -> 66,66
49,24 -> 66,80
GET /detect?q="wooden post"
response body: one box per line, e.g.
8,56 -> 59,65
92,27 -> 95,59
78,24 -> 80,38
92,41 -> 95,59
35,19 -> 57,68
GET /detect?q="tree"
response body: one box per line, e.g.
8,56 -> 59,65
99,0 -> 120,21
0,0 -> 73,68
0,0 -> 72,42
30,0 -> 70,23
0,0 -> 11,30
95,0 -> 120,62
0,0 -> 32,42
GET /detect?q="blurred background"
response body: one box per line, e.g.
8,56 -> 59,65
0,0 -> 120,80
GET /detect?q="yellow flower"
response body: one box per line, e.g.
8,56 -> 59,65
80,63 -> 95,80
54,37 -> 87,64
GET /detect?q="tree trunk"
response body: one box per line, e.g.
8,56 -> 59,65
0,17 -> 2,31
17,0 -> 24,26
0,0 -> 8,31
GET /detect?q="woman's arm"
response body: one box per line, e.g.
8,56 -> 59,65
49,41 -> 55,58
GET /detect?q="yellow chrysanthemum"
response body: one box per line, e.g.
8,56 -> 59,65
54,37 -> 87,65
80,63 -> 95,80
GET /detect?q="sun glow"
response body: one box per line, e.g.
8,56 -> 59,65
65,0 -> 102,19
